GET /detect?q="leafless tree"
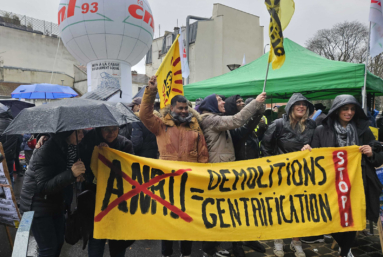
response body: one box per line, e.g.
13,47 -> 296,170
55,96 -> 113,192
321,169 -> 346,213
307,21 -> 383,78
306,21 -> 383,110
306,21 -> 368,63
369,53 -> 383,79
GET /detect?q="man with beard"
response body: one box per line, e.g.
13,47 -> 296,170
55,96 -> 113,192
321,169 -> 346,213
140,76 -> 209,257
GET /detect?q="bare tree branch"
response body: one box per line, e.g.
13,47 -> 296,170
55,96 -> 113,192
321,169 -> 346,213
306,20 -> 383,109
306,21 -> 383,79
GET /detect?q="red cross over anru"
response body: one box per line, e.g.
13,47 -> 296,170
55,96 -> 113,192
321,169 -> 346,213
94,154 -> 193,223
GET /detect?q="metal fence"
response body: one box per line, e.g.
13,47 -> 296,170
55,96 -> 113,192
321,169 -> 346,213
0,10 -> 59,37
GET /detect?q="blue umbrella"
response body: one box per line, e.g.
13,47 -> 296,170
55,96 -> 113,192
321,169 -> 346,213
11,83 -> 78,100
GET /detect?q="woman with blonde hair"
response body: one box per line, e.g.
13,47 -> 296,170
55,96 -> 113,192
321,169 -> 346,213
261,93 -> 316,257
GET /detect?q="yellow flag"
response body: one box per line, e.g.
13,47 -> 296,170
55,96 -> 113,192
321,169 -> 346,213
155,34 -> 184,109
265,0 -> 295,70
280,0 -> 295,31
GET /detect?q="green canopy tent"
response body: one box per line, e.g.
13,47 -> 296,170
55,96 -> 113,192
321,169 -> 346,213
184,38 -> 383,103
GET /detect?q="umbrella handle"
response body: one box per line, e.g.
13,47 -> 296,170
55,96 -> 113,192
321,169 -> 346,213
75,130 -> 79,159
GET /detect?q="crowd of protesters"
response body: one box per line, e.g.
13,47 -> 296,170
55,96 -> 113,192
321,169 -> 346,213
1,74 -> 382,257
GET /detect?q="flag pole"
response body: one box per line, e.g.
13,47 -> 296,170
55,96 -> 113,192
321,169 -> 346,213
263,61 -> 270,93
362,22 -> 372,113
263,44 -> 270,93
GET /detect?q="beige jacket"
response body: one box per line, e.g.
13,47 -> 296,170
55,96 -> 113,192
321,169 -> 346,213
200,100 -> 265,163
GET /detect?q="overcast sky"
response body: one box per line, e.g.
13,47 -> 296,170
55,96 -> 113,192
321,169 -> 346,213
0,0 -> 371,73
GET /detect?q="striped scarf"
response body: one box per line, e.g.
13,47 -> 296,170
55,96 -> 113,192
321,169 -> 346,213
334,121 -> 358,147
66,144 -> 77,170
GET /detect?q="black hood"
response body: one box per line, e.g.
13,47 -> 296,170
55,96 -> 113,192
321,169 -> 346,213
323,95 -> 368,127
49,130 -> 75,156
224,95 -> 241,116
285,93 -> 314,117
199,94 -> 221,114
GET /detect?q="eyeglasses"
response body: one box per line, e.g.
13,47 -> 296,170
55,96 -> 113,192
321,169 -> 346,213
101,127 -> 119,133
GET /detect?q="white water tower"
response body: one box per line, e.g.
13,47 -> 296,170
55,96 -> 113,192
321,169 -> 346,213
58,0 -> 154,102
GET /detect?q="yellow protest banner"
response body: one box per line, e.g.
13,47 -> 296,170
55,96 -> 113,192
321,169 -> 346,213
155,34 -> 184,109
91,146 -> 365,241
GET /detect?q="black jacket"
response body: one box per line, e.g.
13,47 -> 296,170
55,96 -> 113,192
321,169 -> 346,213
79,128 -> 135,250
230,118 -> 263,160
311,95 -> 383,221
131,121 -> 158,158
225,95 -> 264,160
261,93 -> 316,156
20,134 -> 76,217
119,123 -> 132,140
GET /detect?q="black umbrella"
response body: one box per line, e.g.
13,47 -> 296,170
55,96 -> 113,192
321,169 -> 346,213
0,103 -> 9,114
4,98 -> 139,135
0,100 -> 35,118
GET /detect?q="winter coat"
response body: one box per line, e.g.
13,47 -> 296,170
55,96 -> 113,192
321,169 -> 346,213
131,112 -> 159,159
200,95 -> 265,163
261,93 -> 316,156
119,123 -> 132,140
69,129 -> 135,250
311,95 -> 383,222
20,134 -> 76,217
139,87 -> 208,163
224,95 -> 264,160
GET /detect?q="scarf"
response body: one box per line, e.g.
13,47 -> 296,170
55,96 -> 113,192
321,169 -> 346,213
64,144 -> 78,211
66,144 -> 78,170
171,111 -> 193,124
334,121 -> 358,147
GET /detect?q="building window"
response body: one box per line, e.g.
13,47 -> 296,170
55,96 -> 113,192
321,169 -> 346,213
166,34 -> 172,48
165,34 -> 173,52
